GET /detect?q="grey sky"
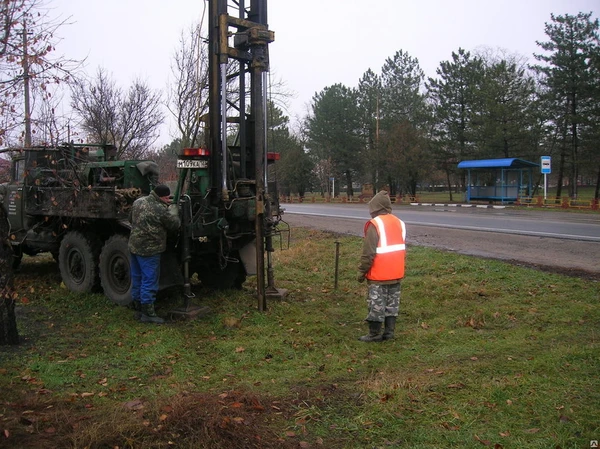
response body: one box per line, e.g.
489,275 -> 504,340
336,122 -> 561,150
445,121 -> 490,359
51,0 -> 598,146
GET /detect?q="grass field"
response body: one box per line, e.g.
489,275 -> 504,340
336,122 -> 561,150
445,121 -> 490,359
0,228 -> 599,448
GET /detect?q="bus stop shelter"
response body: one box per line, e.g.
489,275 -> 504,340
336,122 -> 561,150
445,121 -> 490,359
457,158 -> 539,204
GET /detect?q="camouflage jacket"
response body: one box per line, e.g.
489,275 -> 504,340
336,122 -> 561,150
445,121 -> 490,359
128,191 -> 181,257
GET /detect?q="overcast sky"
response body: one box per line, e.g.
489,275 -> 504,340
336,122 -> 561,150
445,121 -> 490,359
51,0 -> 598,146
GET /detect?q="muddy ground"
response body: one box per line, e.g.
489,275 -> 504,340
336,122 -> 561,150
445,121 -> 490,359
283,213 -> 600,282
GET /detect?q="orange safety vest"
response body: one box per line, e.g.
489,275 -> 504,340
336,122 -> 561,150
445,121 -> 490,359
364,214 -> 406,281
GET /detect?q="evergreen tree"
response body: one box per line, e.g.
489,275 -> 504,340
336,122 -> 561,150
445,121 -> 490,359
533,12 -> 600,198
266,101 -> 312,197
378,50 -> 429,195
427,48 -> 486,189
380,50 -> 426,127
306,84 -> 362,197
356,69 -> 383,192
475,59 -> 539,159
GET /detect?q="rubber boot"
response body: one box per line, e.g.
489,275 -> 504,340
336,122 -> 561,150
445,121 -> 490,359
139,303 -> 165,324
131,300 -> 142,321
382,316 -> 397,340
358,321 -> 383,342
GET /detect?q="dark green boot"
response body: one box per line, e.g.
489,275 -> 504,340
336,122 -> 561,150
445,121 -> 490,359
131,300 -> 142,320
382,316 -> 397,340
140,303 -> 165,324
359,321 -> 383,342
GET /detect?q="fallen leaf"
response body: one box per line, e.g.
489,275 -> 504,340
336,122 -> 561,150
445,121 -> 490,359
524,428 -> 540,434
442,422 -> 460,431
474,434 -> 491,446
235,347 -> 245,353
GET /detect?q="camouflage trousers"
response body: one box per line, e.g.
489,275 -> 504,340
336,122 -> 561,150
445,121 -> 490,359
365,282 -> 401,322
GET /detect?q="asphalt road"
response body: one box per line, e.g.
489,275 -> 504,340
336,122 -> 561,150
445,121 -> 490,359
282,203 -> 600,241
280,203 -> 600,281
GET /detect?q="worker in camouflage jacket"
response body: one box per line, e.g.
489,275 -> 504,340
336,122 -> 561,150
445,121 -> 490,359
128,184 -> 180,323
357,190 -> 407,342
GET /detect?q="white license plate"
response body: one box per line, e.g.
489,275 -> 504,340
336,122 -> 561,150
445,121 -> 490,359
177,159 -> 208,169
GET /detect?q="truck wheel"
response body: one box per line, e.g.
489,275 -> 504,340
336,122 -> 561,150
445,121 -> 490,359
58,231 -> 101,293
99,234 -> 132,306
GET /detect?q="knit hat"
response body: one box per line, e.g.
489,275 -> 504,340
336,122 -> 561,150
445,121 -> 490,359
368,190 -> 392,215
154,184 -> 170,197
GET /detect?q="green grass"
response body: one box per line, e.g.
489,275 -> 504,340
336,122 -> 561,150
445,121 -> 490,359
0,228 -> 599,448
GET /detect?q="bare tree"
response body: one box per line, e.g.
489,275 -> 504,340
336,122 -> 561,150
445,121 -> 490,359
167,8 -> 292,151
0,0 -> 77,146
167,21 -> 209,148
0,203 -> 18,345
71,68 -> 165,159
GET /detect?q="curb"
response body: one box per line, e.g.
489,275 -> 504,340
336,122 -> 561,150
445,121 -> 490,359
410,202 -> 507,209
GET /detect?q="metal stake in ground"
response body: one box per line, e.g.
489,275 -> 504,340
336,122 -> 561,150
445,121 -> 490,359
334,241 -> 341,290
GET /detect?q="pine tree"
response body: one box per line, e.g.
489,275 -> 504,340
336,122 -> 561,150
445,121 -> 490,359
533,12 -> 600,198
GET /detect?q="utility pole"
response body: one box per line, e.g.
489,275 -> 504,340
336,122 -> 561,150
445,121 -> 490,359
22,20 -> 32,147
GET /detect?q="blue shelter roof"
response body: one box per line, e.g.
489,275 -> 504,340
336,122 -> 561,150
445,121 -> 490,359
457,158 -> 539,169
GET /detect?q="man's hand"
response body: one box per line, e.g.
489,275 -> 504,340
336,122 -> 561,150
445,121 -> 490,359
168,204 -> 179,217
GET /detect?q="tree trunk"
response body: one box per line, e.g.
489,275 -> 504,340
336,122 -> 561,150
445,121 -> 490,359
446,168 -> 453,202
594,164 -> 600,201
0,205 -> 19,345
345,171 -> 353,198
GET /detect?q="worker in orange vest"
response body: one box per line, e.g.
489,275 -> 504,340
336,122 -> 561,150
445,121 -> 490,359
357,190 -> 407,342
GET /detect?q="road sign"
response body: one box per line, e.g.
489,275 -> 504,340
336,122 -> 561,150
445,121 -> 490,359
541,156 -> 551,174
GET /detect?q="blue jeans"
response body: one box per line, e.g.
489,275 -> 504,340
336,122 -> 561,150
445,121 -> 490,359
130,253 -> 160,305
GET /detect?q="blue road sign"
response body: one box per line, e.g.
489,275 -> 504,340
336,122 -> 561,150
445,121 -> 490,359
541,156 -> 551,174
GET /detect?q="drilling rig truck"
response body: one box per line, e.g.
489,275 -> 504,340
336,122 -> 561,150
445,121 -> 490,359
0,0 -> 284,312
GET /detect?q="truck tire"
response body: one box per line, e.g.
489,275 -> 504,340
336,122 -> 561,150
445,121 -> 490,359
99,234 -> 132,306
58,231 -> 101,293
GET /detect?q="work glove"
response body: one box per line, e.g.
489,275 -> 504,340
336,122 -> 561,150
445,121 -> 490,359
168,204 -> 179,217
357,273 -> 365,283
